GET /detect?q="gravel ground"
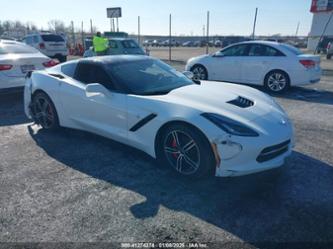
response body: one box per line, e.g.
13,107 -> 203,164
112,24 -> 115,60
0,60 -> 333,249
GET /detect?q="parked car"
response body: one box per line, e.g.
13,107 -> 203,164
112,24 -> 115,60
152,40 -> 161,47
182,41 -> 194,47
24,55 -> 293,178
83,38 -> 146,57
143,40 -> 153,47
186,41 -> 321,93
161,39 -> 180,47
22,33 -> 68,62
327,42 -> 333,59
214,40 -> 222,47
0,40 -> 58,90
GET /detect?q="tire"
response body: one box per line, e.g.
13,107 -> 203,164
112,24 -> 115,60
31,92 -> 59,130
190,65 -> 208,80
327,54 -> 332,60
264,70 -> 290,93
156,123 -> 216,179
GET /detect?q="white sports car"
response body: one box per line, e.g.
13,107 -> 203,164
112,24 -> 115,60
24,55 -> 294,178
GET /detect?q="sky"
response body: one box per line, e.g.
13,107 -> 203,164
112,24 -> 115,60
1,0 -> 313,36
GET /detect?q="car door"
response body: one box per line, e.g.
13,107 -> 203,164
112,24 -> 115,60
59,62 -> 128,143
240,44 -> 285,85
209,44 -> 250,82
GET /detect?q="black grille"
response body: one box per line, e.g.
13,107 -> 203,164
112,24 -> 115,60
257,140 -> 291,163
227,96 -> 254,108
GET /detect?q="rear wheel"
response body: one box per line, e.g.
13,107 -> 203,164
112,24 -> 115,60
157,123 -> 216,179
31,92 -> 59,130
191,65 -> 208,80
264,70 -> 290,93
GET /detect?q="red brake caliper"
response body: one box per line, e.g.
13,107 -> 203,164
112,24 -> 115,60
172,139 -> 178,159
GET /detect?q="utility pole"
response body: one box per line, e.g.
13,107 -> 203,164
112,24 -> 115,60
203,25 -> 205,37
81,21 -> 84,47
206,11 -> 210,54
252,7 -> 258,40
169,14 -> 172,61
138,16 -> 141,45
116,18 -> 119,32
295,22 -> 300,37
71,21 -> 75,48
90,19 -> 93,35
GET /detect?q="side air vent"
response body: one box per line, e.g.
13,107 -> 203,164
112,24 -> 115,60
49,73 -> 65,79
227,96 -> 254,108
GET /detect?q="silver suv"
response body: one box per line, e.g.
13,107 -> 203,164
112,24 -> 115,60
22,33 -> 68,62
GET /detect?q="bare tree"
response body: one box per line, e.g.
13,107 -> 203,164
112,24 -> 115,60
48,19 -> 66,33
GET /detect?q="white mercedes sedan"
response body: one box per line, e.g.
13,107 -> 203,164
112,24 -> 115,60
24,55 -> 294,178
186,41 -> 321,93
0,39 -> 58,91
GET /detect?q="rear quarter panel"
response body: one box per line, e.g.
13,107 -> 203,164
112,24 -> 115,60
27,71 -> 66,122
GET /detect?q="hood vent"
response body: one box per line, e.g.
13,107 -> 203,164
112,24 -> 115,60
227,96 -> 254,108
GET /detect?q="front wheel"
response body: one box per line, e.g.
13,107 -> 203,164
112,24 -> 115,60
191,65 -> 208,80
157,124 -> 216,179
264,70 -> 290,93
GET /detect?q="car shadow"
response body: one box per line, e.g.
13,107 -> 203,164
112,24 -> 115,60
0,91 -> 30,126
27,126 -> 333,245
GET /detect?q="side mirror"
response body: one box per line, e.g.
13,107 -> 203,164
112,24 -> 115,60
85,83 -> 109,97
183,71 -> 194,79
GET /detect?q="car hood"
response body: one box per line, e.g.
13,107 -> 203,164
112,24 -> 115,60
150,81 -> 286,124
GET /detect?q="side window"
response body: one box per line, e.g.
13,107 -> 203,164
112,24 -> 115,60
74,63 -> 114,90
249,44 -> 285,56
61,63 -> 77,78
222,45 -> 249,56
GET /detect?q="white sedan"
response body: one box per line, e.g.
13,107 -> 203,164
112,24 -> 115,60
24,55 -> 294,178
0,39 -> 57,90
186,41 -> 321,93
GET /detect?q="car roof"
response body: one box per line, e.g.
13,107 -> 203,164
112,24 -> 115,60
234,40 -> 281,46
79,55 -> 151,65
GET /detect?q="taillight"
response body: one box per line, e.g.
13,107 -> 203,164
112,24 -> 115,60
39,43 -> 46,49
0,64 -> 13,71
299,60 -> 315,69
43,60 -> 59,68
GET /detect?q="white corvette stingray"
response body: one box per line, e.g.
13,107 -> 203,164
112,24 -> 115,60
24,55 -> 294,178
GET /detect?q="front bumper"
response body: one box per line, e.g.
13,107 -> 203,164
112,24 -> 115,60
214,137 -> 293,177
211,116 -> 294,177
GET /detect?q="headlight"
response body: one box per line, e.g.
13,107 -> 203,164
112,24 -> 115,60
202,113 -> 259,137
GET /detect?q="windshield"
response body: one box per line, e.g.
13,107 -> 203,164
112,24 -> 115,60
41,34 -> 65,42
121,40 -> 139,49
105,59 -> 193,95
281,44 -> 303,55
0,43 -> 39,54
